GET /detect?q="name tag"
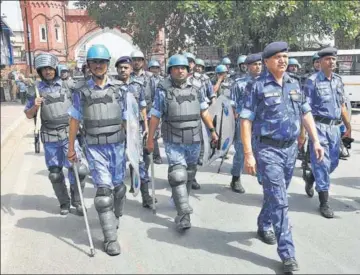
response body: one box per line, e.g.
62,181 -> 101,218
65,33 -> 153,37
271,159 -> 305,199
264,92 -> 281,98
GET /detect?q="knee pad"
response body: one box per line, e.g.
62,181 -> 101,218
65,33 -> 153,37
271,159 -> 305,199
168,165 -> 187,187
114,184 -> 127,200
77,163 -> 89,181
48,166 -> 64,184
94,187 -> 113,213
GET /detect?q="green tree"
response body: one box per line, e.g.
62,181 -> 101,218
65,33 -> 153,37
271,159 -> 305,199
77,0 -> 360,58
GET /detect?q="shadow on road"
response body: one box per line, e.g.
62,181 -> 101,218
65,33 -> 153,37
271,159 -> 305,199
331,176 -> 360,190
15,210 -> 104,257
146,226 -> 282,274
1,193 -> 60,215
123,194 -> 283,273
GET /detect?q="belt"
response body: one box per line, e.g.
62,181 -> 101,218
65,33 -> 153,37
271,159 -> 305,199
257,136 -> 296,148
314,115 -> 341,126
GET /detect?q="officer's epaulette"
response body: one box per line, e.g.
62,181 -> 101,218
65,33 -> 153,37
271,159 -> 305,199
74,79 -> 87,90
333,72 -> 343,80
287,72 -> 301,82
131,79 -> 143,86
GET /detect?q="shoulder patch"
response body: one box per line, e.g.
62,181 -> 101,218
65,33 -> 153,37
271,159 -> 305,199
333,72 -> 342,80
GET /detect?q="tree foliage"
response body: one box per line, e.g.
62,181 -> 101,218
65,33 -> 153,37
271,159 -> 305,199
76,0 -> 360,57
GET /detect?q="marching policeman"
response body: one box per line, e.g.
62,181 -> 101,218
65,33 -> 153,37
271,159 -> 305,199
229,53 -> 262,193
192,58 -> 217,168
148,59 -> 164,164
213,65 -> 233,99
129,50 -> 154,196
146,54 -> 218,231
312,53 -> 321,73
301,47 -> 352,218
183,52 -> 196,73
68,45 -> 127,256
193,58 -> 216,105
115,56 -> 155,209
234,55 -> 247,79
24,53 -> 86,216
240,41 -> 324,272
287,58 -> 301,74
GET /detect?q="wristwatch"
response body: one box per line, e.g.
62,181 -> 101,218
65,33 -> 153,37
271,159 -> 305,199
209,127 -> 216,133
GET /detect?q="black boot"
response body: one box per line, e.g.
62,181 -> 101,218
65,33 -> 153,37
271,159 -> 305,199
129,164 -> 134,193
304,172 -> 315,198
318,191 -> 334,218
191,179 -> 201,190
257,229 -> 276,245
140,181 -> 157,208
283,258 -> 299,273
70,181 -> 86,216
50,172 -> 70,215
230,176 -> 245,193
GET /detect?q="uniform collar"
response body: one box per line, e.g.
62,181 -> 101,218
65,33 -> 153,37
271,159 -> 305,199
264,71 -> 289,84
38,77 -> 62,89
87,76 -> 113,89
317,70 -> 333,81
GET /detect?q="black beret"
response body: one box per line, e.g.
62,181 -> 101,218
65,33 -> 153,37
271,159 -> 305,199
262,41 -> 288,59
318,47 -> 338,58
115,56 -> 132,67
245,53 -> 262,64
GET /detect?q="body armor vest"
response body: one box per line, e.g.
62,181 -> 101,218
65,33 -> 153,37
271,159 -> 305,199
160,77 -> 202,144
219,81 -> 231,99
39,82 -> 72,143
80,83 -> 125,145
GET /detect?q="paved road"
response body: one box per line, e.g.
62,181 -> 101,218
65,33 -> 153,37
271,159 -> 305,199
1,113 -> 360,274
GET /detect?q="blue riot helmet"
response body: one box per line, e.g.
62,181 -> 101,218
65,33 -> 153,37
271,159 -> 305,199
57,64 -> 70,78
183,52 -> 196,63
221,57 -> 231,65
215,64 -> 228,74
86,44 -> 111,61
34,52 -> 59,79
148,60 -> 161,68
86,45 -> 111,77
167,54 -> 189,74
312,53 -> 320,62
195,58 -> 205,67
237,55 -> 247,65
288,58 -> 301,68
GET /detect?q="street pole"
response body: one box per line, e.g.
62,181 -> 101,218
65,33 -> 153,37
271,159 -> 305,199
24,3 -> 32,73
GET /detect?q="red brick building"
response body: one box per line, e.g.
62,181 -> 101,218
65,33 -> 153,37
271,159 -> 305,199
19,0 -> 165,74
